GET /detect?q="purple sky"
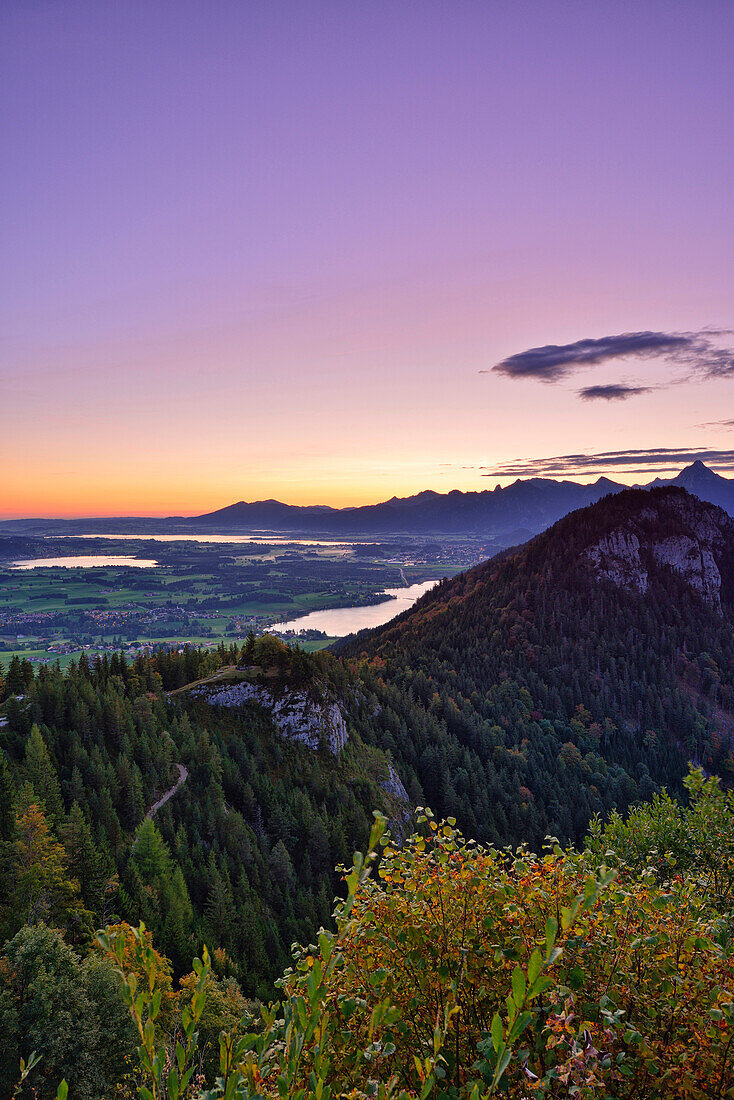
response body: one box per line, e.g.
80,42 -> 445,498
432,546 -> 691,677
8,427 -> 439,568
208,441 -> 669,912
2,0 -> 734,515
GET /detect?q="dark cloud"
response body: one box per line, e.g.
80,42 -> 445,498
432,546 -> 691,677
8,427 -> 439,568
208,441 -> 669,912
488,329 -> 734,393
480,447 -> 734,480
579,384 -> 653,401
492,332 -> 690,382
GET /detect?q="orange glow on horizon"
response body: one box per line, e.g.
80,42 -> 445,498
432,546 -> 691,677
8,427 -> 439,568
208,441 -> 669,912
0,467 -> 690,521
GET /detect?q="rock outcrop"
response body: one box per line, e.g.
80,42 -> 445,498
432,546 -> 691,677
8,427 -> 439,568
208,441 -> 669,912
380,764 -> 412,841
651,537 -> 721,604
586,530 -> 648,593
192,681 -> 348,753
584,491 -> 734,610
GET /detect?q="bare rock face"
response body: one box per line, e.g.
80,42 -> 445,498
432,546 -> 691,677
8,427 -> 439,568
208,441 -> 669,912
651,537 -> 722,606
586,531 -> 649,593
192,681 -> 348,753
584,491 -> 734,610
380,764 -> 412,841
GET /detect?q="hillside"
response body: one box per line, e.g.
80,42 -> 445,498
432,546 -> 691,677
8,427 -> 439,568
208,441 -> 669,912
339,487 -> 734,846
0,639 -> 405,1001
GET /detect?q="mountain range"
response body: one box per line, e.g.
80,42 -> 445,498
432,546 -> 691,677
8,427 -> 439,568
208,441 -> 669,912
3,461 -> 734,542
189,460 -> 734,539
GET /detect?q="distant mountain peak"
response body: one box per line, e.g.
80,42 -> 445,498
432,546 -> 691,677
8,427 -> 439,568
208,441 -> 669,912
676,460 -> 724,482
180,462 -> 734,537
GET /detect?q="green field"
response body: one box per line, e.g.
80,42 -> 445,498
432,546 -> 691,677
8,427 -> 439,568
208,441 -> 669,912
0,532 -> 475,666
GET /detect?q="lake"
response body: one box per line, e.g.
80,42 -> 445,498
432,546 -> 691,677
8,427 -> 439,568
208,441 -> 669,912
270,579 -> 438,637
55,533 -> 357,547
12,556 -> 159,569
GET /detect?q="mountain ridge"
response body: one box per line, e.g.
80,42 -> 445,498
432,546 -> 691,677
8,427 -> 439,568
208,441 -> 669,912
188,462 -> 734,537
3,462 -> 734,540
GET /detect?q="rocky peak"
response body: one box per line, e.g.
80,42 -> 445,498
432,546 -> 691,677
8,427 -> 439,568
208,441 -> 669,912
675,461 -> 726,488
584,490 -> 734,610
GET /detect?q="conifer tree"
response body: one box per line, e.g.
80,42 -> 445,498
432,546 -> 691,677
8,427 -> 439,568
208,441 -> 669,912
22,725 -> 64,824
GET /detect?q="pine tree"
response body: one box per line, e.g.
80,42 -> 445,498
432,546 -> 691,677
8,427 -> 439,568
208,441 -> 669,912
0,750 -> 15,842
22,724 -> 64,824
61,802 -> 107,919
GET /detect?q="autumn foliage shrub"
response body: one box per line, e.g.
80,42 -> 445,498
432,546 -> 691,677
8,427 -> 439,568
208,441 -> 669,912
74,773 -> 734,1097
269,808 -> 734,1097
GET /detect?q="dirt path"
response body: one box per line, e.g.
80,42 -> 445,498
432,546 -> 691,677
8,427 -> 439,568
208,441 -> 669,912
147,763 -> 188,817
166,665 -> 239,697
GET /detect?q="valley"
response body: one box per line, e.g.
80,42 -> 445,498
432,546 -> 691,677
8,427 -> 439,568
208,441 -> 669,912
0,534 -> 473,669
4,462 -> 731,672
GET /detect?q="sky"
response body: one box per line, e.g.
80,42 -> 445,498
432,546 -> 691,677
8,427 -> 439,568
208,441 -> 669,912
2,0 -> 734,518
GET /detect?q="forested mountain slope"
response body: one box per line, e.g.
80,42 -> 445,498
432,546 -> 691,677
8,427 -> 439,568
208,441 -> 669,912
0,639 -> 403,1000
340,488 -> 734,847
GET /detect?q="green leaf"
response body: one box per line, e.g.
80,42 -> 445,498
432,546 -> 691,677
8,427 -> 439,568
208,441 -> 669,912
493,1047 -> 513,1084
420,1076 -> 435,1100
491,1012 -> 503,1053
167,1068 -> 180,1100
511,966 -> 526,1008
508,1010 -> 533,1044
527,948 -> 542,986
528,974 -> 554,1000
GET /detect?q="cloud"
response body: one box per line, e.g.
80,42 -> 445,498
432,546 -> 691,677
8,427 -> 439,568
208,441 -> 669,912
698,419 -> 734,430
480,447 -> 734,480
487,329 -> 734,395
578,384 -> 654,401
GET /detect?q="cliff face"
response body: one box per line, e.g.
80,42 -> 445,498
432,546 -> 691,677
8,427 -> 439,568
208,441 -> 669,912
192,681 -> 349,753
586,530 -> 649,593
583,491 -> 734,610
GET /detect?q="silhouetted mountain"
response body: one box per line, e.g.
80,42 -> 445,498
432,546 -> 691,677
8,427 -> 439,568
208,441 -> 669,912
3,463 -> 733,540
191,462 -> 734,538
651,460 -> 734,514
194,498 -> 333,526
191,476 -> 626,536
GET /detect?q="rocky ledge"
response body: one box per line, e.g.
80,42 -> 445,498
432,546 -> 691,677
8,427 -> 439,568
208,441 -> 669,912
192,681 -> 348,754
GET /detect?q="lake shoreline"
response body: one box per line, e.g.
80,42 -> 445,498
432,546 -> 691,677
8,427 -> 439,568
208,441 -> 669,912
269,579 -> 439,638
